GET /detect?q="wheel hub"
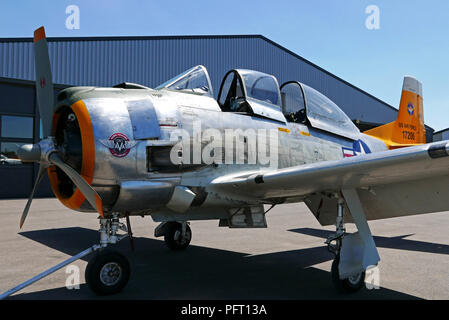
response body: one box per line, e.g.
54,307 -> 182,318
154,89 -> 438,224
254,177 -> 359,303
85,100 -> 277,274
100,262 -> 122,286
347,272 -> 363,285
174,230 -> 191,245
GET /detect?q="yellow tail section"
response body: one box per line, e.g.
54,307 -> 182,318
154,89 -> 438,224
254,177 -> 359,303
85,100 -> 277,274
364,76 -> 426,149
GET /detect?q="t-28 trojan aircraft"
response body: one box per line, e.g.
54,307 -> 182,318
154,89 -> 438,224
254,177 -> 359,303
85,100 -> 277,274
2,26 -> 446,297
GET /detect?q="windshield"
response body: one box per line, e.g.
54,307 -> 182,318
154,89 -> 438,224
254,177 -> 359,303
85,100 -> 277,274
239,70 -> 281,106
155,65 -> 213,97
302,84 -> 359,135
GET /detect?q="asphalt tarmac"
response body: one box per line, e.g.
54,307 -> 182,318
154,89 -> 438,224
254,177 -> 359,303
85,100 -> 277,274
0,198 -> 448,300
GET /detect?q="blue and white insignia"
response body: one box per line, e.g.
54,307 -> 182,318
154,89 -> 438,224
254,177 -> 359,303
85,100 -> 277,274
407,103 -> 414,116
342,139 -> 371,158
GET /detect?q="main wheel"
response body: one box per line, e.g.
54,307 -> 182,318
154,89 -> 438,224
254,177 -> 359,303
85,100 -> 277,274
331,254 -> 365,293
164,222 -> 191,251
85,250 -> 130,295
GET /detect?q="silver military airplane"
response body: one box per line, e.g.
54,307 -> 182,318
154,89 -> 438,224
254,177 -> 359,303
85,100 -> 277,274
4,26 -> 447,297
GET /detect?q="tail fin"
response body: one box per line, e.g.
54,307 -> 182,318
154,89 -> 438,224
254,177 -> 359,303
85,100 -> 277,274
364,76 -> 426,149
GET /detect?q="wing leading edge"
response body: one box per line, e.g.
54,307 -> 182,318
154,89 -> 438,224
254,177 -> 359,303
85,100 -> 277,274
208,141 -> 449,225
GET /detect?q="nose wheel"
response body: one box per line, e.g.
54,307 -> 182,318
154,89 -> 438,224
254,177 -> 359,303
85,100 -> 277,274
85,250 -> 131,295
164,222 -> 192,251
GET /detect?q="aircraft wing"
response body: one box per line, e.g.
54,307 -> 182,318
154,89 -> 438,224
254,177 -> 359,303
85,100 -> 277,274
207,141 -> 449,225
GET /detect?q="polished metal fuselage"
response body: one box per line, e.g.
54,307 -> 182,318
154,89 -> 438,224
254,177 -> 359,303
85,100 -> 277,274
57,86 -> 387,219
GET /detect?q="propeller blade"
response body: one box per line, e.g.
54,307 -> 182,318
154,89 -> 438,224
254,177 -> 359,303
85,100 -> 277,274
34,26 -> 54,138
48,153 -> 104,217
19,165 -> 47,228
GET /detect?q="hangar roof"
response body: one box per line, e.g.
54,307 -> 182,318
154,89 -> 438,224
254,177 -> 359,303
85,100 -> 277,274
0,34 -> 402,125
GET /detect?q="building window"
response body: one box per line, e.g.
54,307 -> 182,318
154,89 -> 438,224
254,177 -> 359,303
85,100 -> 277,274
0,115 -> 34,166
1,115 -> 33,139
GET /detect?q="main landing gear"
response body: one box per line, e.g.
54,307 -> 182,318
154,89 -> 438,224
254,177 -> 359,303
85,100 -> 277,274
325,196 -> 365,293
155,221 -> 192,251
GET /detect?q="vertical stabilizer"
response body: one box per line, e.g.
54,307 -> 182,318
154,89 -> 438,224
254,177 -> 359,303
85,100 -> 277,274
364,76 -> 425,148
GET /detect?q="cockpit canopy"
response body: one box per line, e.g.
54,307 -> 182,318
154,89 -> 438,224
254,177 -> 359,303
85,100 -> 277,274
156,65 -> 360,139
239,69 -> 281,106
217,69 -> 285,122
280,81 -> 360,140
155,65 -> 214,98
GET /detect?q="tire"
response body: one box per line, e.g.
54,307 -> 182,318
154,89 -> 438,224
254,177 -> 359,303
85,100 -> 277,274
331,254 -> 365,293
85,250 -> 130,295
164,222 -> 191,251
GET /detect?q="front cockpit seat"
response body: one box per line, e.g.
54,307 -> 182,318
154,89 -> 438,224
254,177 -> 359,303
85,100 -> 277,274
285,108 -> 307,124
229,97 -> 251,113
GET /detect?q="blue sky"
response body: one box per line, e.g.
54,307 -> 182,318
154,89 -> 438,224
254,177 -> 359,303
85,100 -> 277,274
1,0 -> 449,130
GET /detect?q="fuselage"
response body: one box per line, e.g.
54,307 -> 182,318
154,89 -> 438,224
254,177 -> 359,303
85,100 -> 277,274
50,86 -> 388,216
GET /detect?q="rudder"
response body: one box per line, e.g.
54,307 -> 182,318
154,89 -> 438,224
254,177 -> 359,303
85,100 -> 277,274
364,76 -> 425,149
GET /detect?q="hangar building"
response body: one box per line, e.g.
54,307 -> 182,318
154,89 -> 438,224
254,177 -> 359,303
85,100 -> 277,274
0,34 -> 434,199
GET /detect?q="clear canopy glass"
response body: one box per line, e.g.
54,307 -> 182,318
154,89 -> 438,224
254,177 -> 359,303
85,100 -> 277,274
238,70 -> 281,106
280,82 -> 306,123
155,65 -> 213,97
302,84 -> 359,136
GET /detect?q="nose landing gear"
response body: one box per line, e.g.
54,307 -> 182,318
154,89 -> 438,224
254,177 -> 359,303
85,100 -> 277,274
0,213 -> 133,299
85,250 -> 130,295
84,214 -> 132,295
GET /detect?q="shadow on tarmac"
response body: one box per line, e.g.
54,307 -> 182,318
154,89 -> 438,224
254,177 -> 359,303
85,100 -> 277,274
9,227 -> 420,300
290,228 -> 449,255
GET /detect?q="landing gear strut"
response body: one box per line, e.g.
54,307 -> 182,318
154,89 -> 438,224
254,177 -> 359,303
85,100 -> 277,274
325,196 -> 365,293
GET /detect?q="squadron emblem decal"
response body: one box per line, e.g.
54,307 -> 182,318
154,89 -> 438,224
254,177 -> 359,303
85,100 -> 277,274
407,103 -> 414,116
99,133 -> 138,158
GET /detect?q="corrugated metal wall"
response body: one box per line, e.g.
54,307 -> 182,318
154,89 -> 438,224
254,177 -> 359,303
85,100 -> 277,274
0,35 -> 398,124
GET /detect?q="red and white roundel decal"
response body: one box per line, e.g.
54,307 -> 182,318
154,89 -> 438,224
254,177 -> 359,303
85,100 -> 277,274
99,133 -> 138,158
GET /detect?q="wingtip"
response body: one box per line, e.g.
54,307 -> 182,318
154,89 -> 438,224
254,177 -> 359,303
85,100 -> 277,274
34,26 -> 46,43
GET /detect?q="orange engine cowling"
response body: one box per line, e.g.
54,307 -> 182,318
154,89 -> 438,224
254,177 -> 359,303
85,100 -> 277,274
48,100 -> 97,211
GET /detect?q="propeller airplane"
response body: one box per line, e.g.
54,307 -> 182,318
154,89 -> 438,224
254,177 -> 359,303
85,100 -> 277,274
1,26 -> 445,297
